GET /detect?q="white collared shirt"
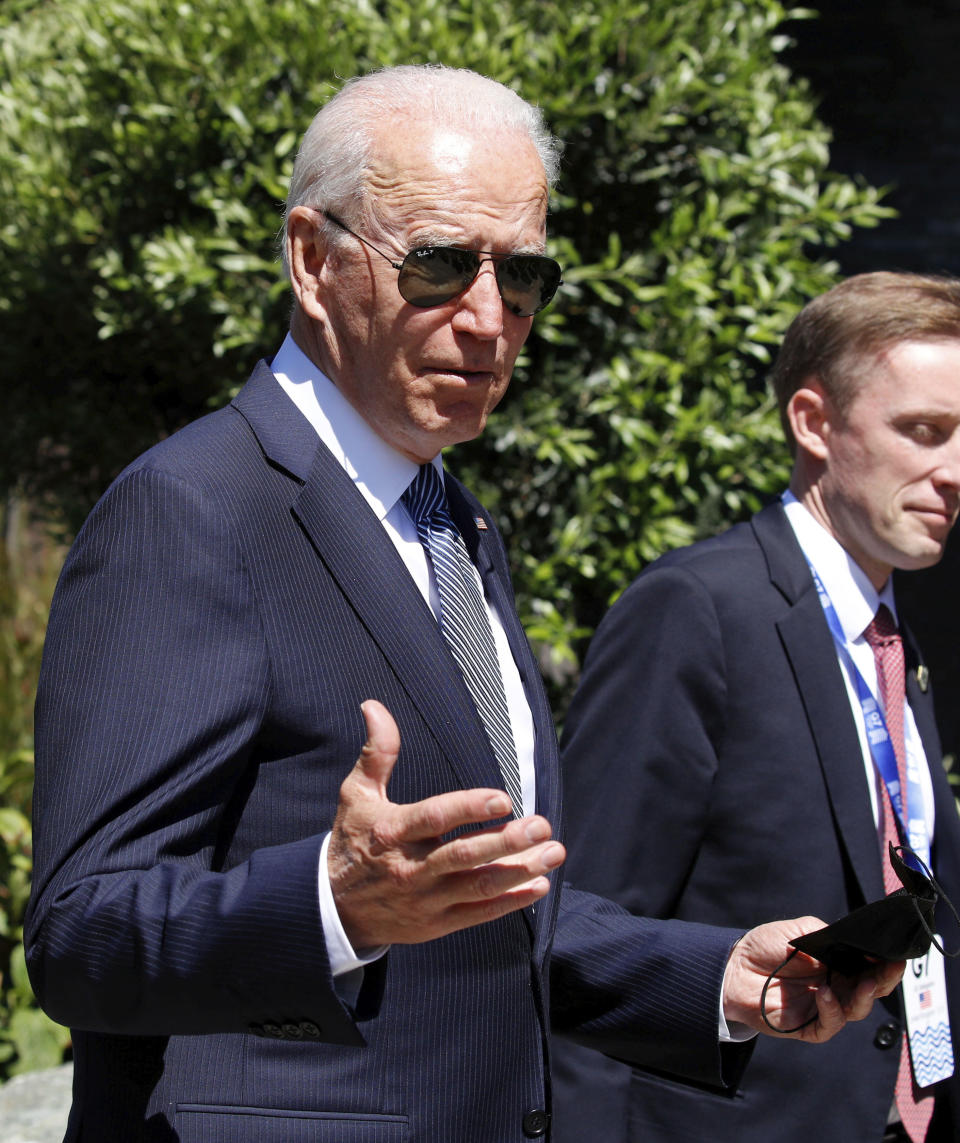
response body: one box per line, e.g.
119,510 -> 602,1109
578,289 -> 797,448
270,334 -> 537,977
782,492 -> 935,842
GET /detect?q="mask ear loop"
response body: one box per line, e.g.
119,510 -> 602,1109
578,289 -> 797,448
892,844 -> 960,959
759,947 -> 822,1034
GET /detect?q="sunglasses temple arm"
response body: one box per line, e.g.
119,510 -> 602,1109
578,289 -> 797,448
323,212 -> 403,270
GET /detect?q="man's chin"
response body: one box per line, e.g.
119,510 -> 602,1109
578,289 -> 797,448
895,543 -> 950,572
400,417 -> 488,461
436,409 -> 491,446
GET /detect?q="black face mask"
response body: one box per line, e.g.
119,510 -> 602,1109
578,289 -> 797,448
761,845 -> 960,1034
789,845 -> 954,975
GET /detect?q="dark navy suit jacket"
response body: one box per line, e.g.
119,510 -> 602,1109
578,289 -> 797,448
552,500 -> 960,1142
26,363 -> 746,1142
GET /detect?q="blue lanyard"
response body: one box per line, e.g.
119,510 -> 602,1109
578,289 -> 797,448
808,567 -> 930,865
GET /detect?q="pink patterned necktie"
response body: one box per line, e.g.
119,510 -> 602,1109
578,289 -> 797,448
864,604 -> 934,1142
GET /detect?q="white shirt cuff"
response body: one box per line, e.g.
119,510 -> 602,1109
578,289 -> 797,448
318,832 -> 389,978
718,954 -> 758,1043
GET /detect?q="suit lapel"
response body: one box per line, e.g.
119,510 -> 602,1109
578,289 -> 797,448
232,360 -> 323,482
902,619 -> 941,767
901,617 -> 957,862
902,623 -> 960,948
754,503 -> 887,903
232,365 -> 503,795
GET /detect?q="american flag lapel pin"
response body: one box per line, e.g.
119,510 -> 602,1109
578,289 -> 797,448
474,516 -> 488,531
917,664 -> 930,693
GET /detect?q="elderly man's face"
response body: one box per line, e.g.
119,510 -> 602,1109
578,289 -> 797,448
815,339 -> 960,587
315,121 -> 549,463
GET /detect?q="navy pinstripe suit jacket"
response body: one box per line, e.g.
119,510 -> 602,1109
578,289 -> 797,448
26,363 -> 745,1142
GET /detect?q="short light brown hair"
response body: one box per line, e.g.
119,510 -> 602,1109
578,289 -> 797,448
772,271 -> 960,450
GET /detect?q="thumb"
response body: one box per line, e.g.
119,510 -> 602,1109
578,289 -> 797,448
354,699 -> 402,792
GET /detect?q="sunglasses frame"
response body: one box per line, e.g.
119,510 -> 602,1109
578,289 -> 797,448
321,211 -> 561,317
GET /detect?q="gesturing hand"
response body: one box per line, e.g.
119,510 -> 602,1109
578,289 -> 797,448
723,917 -> 905,1043
328,700 -> 566,950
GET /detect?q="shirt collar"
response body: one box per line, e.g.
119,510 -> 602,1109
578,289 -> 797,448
270,333 -> 439,518
782,490 -> 897,643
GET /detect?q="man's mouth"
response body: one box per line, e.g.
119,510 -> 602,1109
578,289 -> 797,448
425,366 -> 496,382
910,504 -> 957,528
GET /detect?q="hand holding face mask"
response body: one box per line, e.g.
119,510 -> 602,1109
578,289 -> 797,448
760,845 -> 960,1034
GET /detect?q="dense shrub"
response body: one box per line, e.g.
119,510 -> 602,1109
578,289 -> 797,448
0,513 -> 70,1078
0,0 -> 890,686
0,0 -> 891,1079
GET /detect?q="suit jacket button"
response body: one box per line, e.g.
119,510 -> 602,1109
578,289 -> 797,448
299,1021 -> 321,1038
262,1022 -> 284,1038
874,1022 -> 900,1050
282,1022 -> 304,1039
522,1109 -> 549,1137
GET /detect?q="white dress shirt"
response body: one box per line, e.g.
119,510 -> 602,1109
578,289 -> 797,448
782,492 -> 935,843
270,334 -> 537,978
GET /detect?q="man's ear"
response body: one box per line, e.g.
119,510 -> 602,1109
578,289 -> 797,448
786,381 -> 831,462
286,206 -> 331,323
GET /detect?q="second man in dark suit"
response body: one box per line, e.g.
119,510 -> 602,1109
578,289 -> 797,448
554,271 -> 960,1143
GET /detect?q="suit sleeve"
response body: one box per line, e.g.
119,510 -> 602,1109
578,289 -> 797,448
25,465 -> 365,1043
548,564 -> 756,1086
559,563 -> 727,917
551,886 -> 750,1087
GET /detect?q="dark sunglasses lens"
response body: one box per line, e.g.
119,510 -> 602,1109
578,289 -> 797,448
496,256 -> 562,317
397,247 -> 562,315
397,247 -> 479,307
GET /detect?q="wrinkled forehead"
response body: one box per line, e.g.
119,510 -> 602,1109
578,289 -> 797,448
364,121 -> 549,241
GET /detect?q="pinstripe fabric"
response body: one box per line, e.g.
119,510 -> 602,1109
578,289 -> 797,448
402,463 -> 523,814
26,362 -> 746,1142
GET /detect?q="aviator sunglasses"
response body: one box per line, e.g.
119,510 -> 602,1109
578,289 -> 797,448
323,212 -> 562,317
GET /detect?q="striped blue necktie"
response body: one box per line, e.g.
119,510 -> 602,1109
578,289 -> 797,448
402,464 -> 523,815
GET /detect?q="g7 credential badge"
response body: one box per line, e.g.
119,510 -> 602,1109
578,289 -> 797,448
904,941 -> 954,1087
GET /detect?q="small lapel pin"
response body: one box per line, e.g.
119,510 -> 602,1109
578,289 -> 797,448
474,516 -> 488,531
917,665 -> 930,693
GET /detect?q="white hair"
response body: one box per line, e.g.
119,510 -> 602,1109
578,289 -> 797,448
281,65 -> 561,272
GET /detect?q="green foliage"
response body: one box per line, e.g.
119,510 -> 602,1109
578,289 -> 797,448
0,513 -> 70,1080
0,0 -> 891,703
0,0 -> 895,1076
943,754 -> 960,803
0,760 -> 70,1079
450,1 -> 893,692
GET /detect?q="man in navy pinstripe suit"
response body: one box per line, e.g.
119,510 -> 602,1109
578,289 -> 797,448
25,66 -> 897,1142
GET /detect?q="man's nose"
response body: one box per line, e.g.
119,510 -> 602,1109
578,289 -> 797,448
452,261 -> 505,338
934,436 -> 960,493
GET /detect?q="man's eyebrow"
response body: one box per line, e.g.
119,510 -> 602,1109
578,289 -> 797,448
412,234 -> 547,256
401,224 -> 546,255
893,406 -> 959,419
406,229 -> 454,248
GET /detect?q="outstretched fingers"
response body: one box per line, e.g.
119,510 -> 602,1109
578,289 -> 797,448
328,701 -> 565,950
